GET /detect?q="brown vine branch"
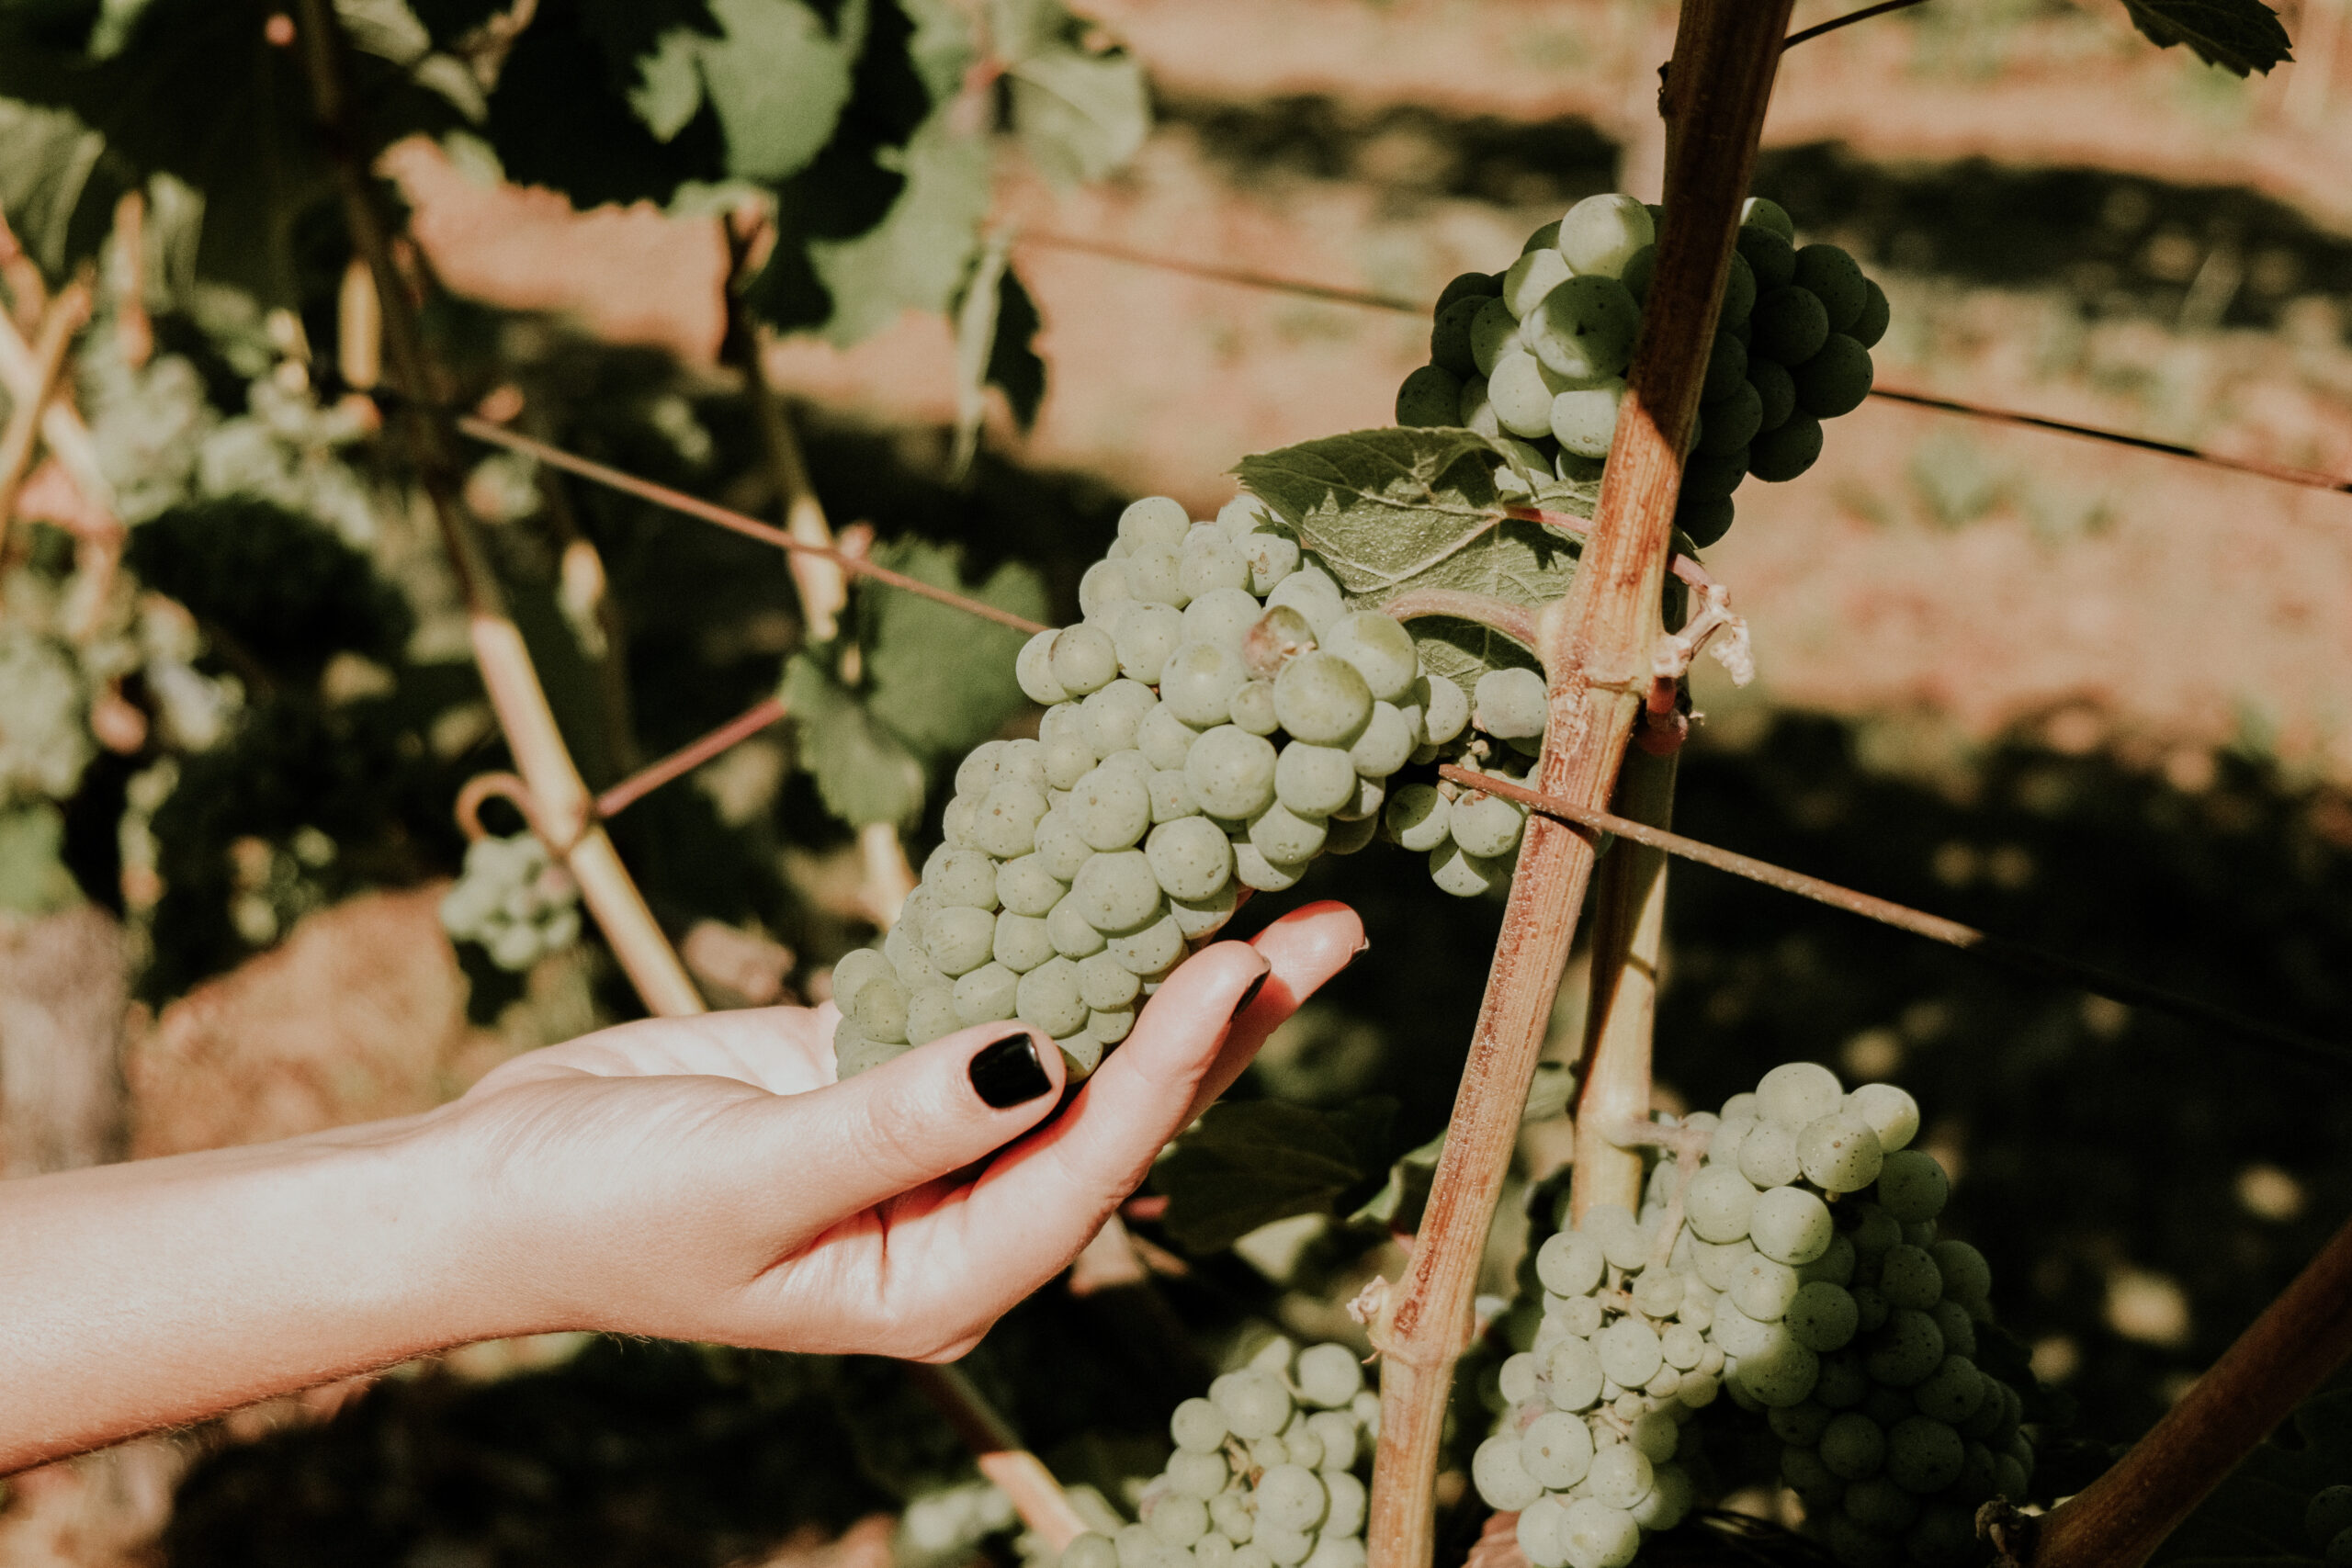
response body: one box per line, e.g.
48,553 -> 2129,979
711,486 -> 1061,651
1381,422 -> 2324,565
0,272 -> 91,560
1364,6 -> 1793,1565
453,416 -> 1050,636
594,694 -> 790,822
1436,764 -> 2347,1069
2027,1209 -> 2352,1568
291,0 -> 702,1020
1783,0 -> 1933,50
1567,749 -> 1679,1225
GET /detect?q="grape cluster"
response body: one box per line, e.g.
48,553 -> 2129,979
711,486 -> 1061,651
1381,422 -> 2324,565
437,832 -> 583,972
1690,1066 -> 2032,1567
1396,193 -> 1889,548
831,496 -> 1476,1080
2308,1485 -> 2352,1563
1063,1341 -> 1376,1568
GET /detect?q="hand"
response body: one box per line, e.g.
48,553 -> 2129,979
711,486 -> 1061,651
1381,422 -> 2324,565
428,900 -> 1365,1360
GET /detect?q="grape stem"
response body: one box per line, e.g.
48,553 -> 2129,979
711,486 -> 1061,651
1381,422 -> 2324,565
2023,1208 -> 2352,1568
1363,5 -> 1794,1564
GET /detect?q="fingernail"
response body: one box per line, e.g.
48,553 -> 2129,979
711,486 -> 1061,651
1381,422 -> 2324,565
1227,967 -> 1271,1024
969,1032 -> 1052,1109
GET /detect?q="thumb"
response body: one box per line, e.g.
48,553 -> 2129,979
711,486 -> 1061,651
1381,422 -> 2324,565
763,1021 -> 1068,1223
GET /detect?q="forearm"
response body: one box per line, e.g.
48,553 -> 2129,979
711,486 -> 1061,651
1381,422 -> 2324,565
0,1111 -> 517,1471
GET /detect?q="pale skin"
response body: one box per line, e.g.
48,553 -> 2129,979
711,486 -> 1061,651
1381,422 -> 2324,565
0,900 -> 1365,1473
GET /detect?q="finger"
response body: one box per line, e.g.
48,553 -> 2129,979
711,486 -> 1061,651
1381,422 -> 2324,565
753,1021 -> 1066,1223
1185,898 -> 1366,1119
932,943 -> 1271,1289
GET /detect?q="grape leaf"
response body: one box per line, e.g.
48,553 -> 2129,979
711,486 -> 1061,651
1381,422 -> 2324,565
780,652 -> 926,826
2149,1390 -> 2352,1563
2118,0 -> 2292,75
855,537 -> 1044,759
1235,427 -> 1589,692
1152,1100 -> 1382,1253
988,0 -> 1148,186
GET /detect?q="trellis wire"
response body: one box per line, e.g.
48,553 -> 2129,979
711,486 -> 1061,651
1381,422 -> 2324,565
1013,231 -> 2352,499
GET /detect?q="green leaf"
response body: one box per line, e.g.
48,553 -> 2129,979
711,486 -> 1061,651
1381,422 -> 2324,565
1153,1100 -> 1377,1253
0,805 -> 81,916
2149,1391 -> 2352,1563
857,537 -> 1044,759
1235,427 -> 1587,692
781,652 -> 926,827
2119,0 -> 2292,74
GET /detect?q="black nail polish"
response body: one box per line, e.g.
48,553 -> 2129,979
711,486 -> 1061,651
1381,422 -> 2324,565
969,1032 -> 1052,1109
1227,968 -> 1270,1023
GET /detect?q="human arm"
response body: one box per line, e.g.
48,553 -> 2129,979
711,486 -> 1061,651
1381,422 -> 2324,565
0,901 -> 1364,1471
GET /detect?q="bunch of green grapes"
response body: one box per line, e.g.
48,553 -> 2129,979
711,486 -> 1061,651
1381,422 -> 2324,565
831,495 -> 1476,1080
1687,1066 -> 2032,1568
1396,193 -> 1890,547
1062,1340 -> 1376,1568
437,832 -> 582,972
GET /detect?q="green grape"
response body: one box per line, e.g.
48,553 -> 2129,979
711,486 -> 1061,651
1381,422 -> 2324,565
1396,366 -> 1464,428
1521,1411 -> 1596,1489
1732,1254 -> 1802,1322
1186,587 -> 1265,650
1749,356 -> 1797,433
1928,1241 -> 1991,1306
1793,244 -> 1868,334
1742,197 -> 1795,241
1430,297 -> 1487,377
1050,625 -> 1121,694
1549,381 -> 1624,460
1275,741 -> 1358,817
1876,1150 -> 1950,1224
1748,412 -> 1824,482
1557,194 -> 1655,278
1876,1245 -> 1943,1311
1239,531 -> 1301,595
1322,611 -> 1419,703
1438,269 -> 1503,310
1546,1336 -> 1605,1412
1475,667 -> 1548,739
1187,725 -> 1279,818
1272,652 -> 1373,745
1469,297 -> 1521,378
1736,223 -> 1797,289
1070,849 -> 1164,933
1850,278 -> 1892,349
1790,1281 -> 1860,1352
1695,378 -> 1763,456
1866,1309 -> 1946,1387
953,962 -> 1020,1025
1752,1186 -> 1835,1266
1792,334 -> 1875,419
1799,1111 -> 1884,1192
1751,285 -> 1831,367
1584,1447 -> 1654,1512
1848,1083 -> 1920,1152
1231,842 -> 1305,892
1348,703 -> 1415,777
1530,276 -> 1641,381
1421,672 -> 1470,745
1449,792 -> 1527,858
1266,565 -> 1345,636
1384,784 -> 1452,852
993,911 -> 1057,972
1597,1317 -> 1664,1387
1738,1121 -> 1802,1189
1212,1369 -> 1295,1439
1121,496 -> 1193,547
1504,246 -> 1574,318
